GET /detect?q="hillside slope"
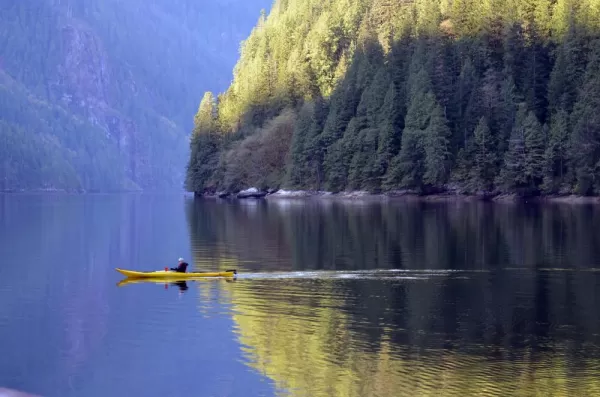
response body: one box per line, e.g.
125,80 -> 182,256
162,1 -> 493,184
0,0 -> 271,191
186,0 -> 600,198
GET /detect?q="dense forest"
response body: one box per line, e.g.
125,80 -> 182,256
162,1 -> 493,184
0,0 -> 271,191
186,0 -> 600,197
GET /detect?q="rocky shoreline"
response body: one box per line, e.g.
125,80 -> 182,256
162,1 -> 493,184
195,187 -> 600,204
2,186 -> 598,204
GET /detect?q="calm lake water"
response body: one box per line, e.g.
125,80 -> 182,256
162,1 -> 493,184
2,194 -> 600,396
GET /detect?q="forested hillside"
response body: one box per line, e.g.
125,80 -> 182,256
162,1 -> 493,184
186,0 -> 600,197
0,0 -> 271,191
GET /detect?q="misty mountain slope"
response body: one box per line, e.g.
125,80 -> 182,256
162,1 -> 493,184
0,0 -> 272,191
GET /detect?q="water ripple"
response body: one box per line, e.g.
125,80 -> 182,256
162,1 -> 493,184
224,273 -> 600,397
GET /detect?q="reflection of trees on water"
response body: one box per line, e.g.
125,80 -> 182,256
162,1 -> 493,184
185,200 -> 600,345
186,200 -> 600,396
225,275 -> 600,397
186,200 -> 600,272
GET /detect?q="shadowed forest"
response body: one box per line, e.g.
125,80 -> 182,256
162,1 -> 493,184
186,0 -> 600,198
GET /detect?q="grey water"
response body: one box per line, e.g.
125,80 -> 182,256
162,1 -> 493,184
2,194 -> 600,396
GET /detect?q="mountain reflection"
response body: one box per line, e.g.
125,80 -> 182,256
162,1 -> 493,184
186,199 -> 600,396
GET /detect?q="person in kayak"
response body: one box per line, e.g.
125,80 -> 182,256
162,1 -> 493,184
170,258 -> 189,273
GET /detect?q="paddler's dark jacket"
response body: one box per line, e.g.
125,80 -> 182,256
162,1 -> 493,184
170,262 -> 188,272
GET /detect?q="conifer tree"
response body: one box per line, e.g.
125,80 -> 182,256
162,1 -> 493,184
286,102 -> 314,187
194,91 -> 218,133
523,110 -> 546,189
423,103 -> 452,187
376,82 -> 404,178
542,109 -> 570,193
499,104 -> 528,191
470,116 -> 497,192
570,40 -> 600,195
547,20 -> 587,115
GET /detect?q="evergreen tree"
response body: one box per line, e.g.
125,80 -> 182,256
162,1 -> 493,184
496,75 -> 520,154
423,103 -> 452,187
185,131 -> 222,193
523,110 -> 546,189
360,66 -> 390,130
542,109 -> 570,193
547,21 -> 587,115
386,82 -> 438,191
376,82 -> 404,178
570,41 -> 600,195
522,31 -> 551,123
324,117 -> 359,191
286,102 -> 314,187
304,97 -> 330,190
499,105 -> 528,192
391,129 -> 426,191
503,23 -> 526,86
453,59 -> 478,150
194,91 -> 218,133
470,116 -> 498,192
347,128 -> 380,191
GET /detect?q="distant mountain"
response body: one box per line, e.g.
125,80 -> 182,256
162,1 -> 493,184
186,0 -> 600,198
0,0 -> 272,191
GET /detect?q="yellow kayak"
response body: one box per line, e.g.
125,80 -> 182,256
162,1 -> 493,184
116,276 -> 236,287
115,268 -> 237,279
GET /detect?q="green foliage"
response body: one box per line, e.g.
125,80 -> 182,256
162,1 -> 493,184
523,111 -> 546,189
375,81 -> 404,177
470,117 -> 498,193
286,102 -> 315,188
194,92 -> 218,133
185,132 -> 222,193
0,80 -> 130,191
424,103 -> 452,186
570,40 -> 600,195
186,0 -> 600,197
499,105 -> 528,192
217,109 -> 297,192
542,110 -> 570,193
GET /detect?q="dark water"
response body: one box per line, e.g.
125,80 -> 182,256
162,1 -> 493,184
2,194 -> 600,396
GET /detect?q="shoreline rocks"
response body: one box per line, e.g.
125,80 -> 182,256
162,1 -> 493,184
236,187 -> 268,199
194,187 -> 600,205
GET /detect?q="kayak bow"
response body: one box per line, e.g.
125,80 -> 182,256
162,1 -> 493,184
115,268 -> 237,279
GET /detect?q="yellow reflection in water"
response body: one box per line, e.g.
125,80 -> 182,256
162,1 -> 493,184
187,254 -> 239,316
224,279 -> 600,397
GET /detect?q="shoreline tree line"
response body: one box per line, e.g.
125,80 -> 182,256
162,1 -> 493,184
186,0 -> 600,197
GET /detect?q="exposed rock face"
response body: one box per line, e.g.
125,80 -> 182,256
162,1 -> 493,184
57,19 -> 140,183
59,22 -> 111,109
0,0 -> 274,191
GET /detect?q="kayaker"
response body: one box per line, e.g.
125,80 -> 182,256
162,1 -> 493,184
170,258 -> 189,273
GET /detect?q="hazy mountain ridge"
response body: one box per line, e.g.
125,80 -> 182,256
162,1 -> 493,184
0,0 -> 272,191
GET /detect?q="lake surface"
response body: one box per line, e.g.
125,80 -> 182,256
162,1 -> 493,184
2,194 -> 600,396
